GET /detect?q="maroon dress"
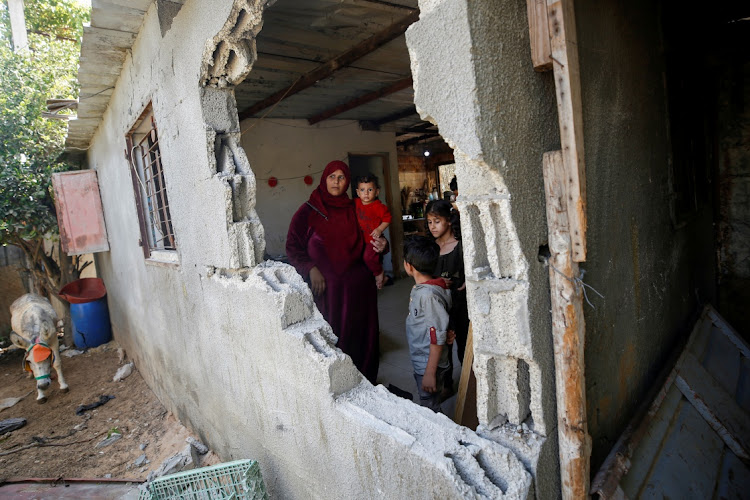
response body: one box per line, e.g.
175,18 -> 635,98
286,163 -> 380,384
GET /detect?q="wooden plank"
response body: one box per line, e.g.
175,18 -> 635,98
715,446 -> 750,499
702,326 -> 741,396
526,0 -> 552,71
547,0 -> 587,261
454,323 -> 478,429
632,397 -> 726,499
707,306 -> 750,359
675,352 -> 750,463
543,150 -> 590,499
238,10 -> 419,120
308,77 -> 412,124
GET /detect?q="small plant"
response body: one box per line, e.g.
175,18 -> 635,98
107,427 -> 121,438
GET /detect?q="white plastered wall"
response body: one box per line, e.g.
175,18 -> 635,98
86,0 -> 540,498
238,119 -> 399,258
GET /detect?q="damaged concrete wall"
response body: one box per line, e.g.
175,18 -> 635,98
406,0 -> 560,497
575,0 -> 716,469
238,119 -> 399,258
86,0 -> 536,497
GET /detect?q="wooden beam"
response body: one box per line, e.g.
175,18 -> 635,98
238,10 -> 420,121
397,133 -> 437,147
527,0 -> 552,70
308,77 -> 413,125
360,106 -> 418,130
543,150 -> 591,500
675,353 -> 750,463
547,0 -> 587,261
397,122 -> 435,136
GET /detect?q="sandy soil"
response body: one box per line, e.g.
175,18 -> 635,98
0,341 -> 218,481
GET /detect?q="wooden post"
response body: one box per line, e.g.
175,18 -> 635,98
526,0 -> 552,71
454,323 -> 478,429
543,150 -> 591,499
547,0 -> 587,262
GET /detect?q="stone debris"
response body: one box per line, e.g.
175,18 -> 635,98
113,362 -> 134,382
63,349 -> 84,358
145,444 -> 195,483
186,436 -> 208,455
73,422 -> 88,432
134,454 -> 148,467
117,348 -> 126,364
140,442 -> 148,451
95,432 -> 122,449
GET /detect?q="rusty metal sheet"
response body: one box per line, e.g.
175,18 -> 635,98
52,170 -> 110,256
592,306 -> 750,499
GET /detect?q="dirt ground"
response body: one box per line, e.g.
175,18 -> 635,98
0,341 -> 218,481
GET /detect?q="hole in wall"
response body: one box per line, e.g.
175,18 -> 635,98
537,244 -> 550,263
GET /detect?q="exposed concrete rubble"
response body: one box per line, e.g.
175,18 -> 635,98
200,0 -> 266,88
407,0 -> 560,495
341,385 -> 534,499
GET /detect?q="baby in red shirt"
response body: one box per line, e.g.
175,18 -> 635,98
355,175 -> 392,289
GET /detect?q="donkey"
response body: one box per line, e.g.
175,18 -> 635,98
9,294 -> 69,403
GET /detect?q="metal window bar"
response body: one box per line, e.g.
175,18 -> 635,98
136,119 -> 176,251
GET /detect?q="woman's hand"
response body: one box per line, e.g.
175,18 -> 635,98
309,267 -> 326,296
371,236 -> 387,254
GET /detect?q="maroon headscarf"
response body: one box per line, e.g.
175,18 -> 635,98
307,160 -> 363,274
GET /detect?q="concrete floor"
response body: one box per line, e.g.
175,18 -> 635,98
375,277 -> 462,417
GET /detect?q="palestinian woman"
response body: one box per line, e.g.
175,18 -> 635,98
286,160 -> 381,384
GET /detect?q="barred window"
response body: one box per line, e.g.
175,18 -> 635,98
126,104 -> 177,258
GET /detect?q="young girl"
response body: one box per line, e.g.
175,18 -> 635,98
425,200 -> 470,364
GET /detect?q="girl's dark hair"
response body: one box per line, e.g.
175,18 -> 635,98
425,199 -> 461,240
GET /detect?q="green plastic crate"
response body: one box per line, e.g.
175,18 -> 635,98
139,459 -> 268,499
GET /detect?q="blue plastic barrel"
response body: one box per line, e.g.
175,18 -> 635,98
70,297 -> 112,349
59,278 -> 112,349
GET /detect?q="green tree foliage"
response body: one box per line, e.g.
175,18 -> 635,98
0,0 -> 89,294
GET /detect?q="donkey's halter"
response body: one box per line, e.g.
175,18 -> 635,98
23,342 -> 55,380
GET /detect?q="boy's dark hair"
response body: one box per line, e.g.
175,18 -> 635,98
355,174 -> 380,189
403,235 -> 439,275
425,199 -> 461,240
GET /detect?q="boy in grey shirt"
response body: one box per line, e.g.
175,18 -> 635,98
403,236 -> 453,411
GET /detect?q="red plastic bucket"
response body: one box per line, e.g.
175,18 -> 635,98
59,278 -> 107,304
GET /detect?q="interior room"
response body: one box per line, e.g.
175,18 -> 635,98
233,0 -> 468,416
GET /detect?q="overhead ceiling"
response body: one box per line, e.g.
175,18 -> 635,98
67,0 -> 449,154
238,0 -> 446,151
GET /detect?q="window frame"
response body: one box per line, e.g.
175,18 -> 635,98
125,103 -> 178,261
